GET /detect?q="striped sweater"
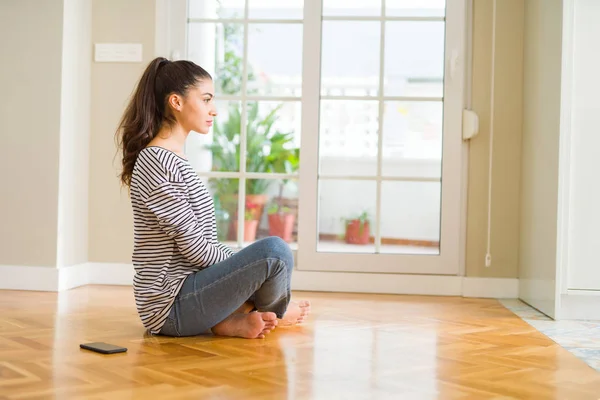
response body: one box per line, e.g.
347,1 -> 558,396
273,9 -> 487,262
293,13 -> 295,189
129,146 -> 234,334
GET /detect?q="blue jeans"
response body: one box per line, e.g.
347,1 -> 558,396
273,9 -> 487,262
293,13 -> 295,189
159,236 -> 294,337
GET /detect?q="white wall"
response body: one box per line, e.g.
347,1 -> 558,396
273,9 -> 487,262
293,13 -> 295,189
0,0 -> 90,272
519,0 -> 563,317
565,0 -> 600,290
88,0 -> 156,263
0,0 -> 64,267
57,0 -> 92,267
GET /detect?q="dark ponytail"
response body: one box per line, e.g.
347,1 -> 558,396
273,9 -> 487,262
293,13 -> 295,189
115,57 -> 212,187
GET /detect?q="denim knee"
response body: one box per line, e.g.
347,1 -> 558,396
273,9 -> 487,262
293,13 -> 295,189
259,236 -> 294,270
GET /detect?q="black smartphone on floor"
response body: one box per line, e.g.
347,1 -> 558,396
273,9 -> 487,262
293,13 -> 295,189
80,342 -> 127,354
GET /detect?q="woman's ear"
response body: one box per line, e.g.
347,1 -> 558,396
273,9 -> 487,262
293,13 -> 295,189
167,93 -> 182,112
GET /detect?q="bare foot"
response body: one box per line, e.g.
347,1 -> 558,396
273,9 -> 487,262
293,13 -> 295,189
212,312 -> 278,339
235,301 -> 255,314
279,300 -> 311,326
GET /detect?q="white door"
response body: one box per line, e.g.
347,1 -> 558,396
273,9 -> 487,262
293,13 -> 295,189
298,0 -> 466,275
166,0 -> 466,275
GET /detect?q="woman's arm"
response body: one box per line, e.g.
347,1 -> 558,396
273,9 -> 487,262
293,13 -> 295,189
215,241 -> 235,257
145,181 -> 232,268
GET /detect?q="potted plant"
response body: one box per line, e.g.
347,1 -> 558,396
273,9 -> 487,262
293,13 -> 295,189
344,211 -> 371,245
232,199 -> 260,242
267,203 -> 295,242
207,102 -> 299,240
266,147 -> 299,242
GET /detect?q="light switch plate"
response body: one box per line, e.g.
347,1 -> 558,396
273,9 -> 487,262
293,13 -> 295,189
94,43 -> 143,63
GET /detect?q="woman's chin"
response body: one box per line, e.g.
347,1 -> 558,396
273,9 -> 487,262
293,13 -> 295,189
193,127 -> 209,135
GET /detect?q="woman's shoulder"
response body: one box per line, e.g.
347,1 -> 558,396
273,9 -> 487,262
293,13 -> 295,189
142,146 -> 187,163
134,147 -> 187,184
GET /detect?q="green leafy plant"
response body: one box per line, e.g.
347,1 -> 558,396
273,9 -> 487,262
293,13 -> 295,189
206,102 -> 298,195
206,11 -> 299,218
267,203 -> 292,215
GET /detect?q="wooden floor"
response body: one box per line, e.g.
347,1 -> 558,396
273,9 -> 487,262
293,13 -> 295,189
1,287 -> 600,399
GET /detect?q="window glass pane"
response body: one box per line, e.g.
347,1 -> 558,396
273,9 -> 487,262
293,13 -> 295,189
188,23 -> 245,96
382,101 -> 443,176
247,24 -> 303,96
248,0 -> 304,19
386,0 -> 446,18
244,179 -> 299,244
380,181 -> 440,255
245,101 -> 301,173
189,0 -> 245,19
317,180 -> 376,253
240,179 -> 270,244
319,100 -> 379,176
228,179 -> 298,246
384,22 -> 445,98
188,101 -> 241,173
323,0 -> 381,16
201,177 -> 239,243
321,21 -> 380,97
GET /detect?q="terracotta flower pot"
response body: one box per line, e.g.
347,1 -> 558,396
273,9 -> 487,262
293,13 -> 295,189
268,213 -> 295,242
244,220 -> 259,242
345,220 -> 370,245
231,220 -> 259,242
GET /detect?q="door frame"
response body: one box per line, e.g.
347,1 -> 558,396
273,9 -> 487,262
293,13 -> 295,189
297,0 -> 467,275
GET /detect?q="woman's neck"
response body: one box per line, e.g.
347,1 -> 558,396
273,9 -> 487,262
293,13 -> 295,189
148,124 -> 188,157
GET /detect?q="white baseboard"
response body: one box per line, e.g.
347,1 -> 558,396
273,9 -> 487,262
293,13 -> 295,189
291,270 -> 464,296
462,277 -> 519,299
57,263 -> 134,290
0,265 -> 60,291
58,263 -> 93,291
87,263 -> 134,286
559,292 -> 600,320
1,263 -> 519,299
0,263 -> 134,292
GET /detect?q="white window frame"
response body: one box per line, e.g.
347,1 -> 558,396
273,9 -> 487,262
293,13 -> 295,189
297,0 -> 466,275
161,0 -> 467,276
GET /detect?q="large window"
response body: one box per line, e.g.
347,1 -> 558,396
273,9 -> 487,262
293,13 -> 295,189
174,0 -> 465,274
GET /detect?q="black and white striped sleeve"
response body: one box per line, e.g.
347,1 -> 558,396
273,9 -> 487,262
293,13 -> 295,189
215,241 -> 235,257
145,180 -> 232,268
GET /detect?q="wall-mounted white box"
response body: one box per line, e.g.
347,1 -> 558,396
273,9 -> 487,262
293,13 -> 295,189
94,43 -> 143,63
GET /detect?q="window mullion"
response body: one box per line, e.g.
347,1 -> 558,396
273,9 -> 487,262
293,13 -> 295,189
375,0 -> 387,253
237,0 -> 251,247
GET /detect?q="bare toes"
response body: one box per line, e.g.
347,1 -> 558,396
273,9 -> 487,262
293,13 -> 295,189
261,312 -> 277,322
